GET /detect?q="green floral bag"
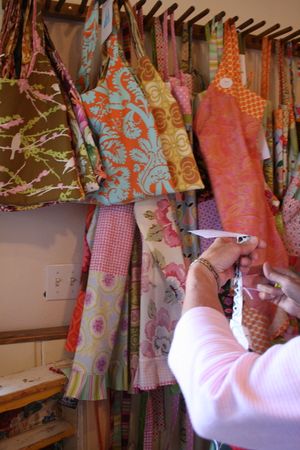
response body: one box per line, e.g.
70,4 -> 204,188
0,0 -> 84,210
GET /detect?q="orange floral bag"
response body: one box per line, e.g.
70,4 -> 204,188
123,0 -> 204,193
77,1 -> 176,205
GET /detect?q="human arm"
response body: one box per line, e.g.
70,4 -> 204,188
168,306 -> 300,450
257,262 -> 300,318
168,237 -> 300,449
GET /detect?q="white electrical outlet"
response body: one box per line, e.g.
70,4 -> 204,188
44,264 -> 81,301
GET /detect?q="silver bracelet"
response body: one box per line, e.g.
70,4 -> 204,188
191,257 -> 221,290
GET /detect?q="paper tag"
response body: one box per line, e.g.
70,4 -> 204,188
101,0 -> 113,44
220,77 -> 233,89
190,229 -> 250,240
258,127 -> 271,160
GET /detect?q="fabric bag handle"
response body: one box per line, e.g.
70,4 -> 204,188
122,0 -> 146,60
153,16 -> 164,77
0,0 -> 24,77
0,0 -> 21,56
213,21 -> 242,87
136,5 -> 144,40
180,22 -> 192,74
162,11 -> 170,81
276,40 -> 289,106
169,12 -> 183,82
260,36 -> 272,100
17,0 -> 46,78
161,11 -> 182,82
77,0 -> 100,92
77,0 -> 123,93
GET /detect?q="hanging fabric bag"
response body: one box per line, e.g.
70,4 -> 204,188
77,0 -> 175,206
44,26 -> 106,194
0,0 -> 84,209
123,0 -> 204,193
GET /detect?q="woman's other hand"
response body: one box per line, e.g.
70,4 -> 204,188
257,262 -> 300,318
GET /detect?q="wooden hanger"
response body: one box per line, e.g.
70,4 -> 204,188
159,3 -> 178,20
78,0 -> 88,15
175,6 -> 195,27
267,26 -> 293,39
257,24 -> 281,38
237,19 -> 254,30
206,11 -> 226,27
188,9 -> 210,27
282,29 -> 300,42
134,0 -> 146,10
229,16 -> 239,25
144,0 -> 162,29
241,20 -> 266,37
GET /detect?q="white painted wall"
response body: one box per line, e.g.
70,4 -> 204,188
0,0 -> 300,332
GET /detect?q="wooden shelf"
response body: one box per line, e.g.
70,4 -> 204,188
0,364 -> 69,413
0,327 -> 69,346
0,419 -> 75,450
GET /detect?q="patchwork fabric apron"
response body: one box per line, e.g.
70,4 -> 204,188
65,204 -> 136,400
65,205 -> 97,352
194,22 -> 289,352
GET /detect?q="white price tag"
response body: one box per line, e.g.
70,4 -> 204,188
190,229 -> 250,241
219,77 -> 233,89
101,0 -> 113,44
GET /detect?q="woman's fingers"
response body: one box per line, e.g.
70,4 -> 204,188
238,237 -> 266,256
256,283 -> 282,298
270,266 -> 299,279
258,291 -> 275,301
262,262 -> 290,286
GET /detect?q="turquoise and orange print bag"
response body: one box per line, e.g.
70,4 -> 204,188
77,1 -> 175,206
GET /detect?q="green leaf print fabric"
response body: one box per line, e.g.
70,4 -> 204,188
0,0 -> 84,209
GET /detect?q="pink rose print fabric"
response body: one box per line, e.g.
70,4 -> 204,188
133,196 -> 186,390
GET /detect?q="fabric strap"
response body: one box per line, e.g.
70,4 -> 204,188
77,0 -> 99,92
123,0 -> 145,60
153,16 -> 164,78
260,37 -> 272,100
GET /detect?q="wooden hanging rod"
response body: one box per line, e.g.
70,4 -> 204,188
2,0 -> 300,56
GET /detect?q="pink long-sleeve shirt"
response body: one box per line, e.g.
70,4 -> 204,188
168,307 -> 300,450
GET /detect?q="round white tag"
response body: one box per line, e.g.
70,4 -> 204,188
220,77 -> 233,89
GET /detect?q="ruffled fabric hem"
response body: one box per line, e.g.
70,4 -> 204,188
133,357 -> 176,391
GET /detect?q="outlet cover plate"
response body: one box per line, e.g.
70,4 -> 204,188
44,264 -> 81,301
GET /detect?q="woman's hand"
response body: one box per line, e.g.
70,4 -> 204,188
182,236 -> 266,315
200,236 -> 266,287
257,262 -> 300,318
